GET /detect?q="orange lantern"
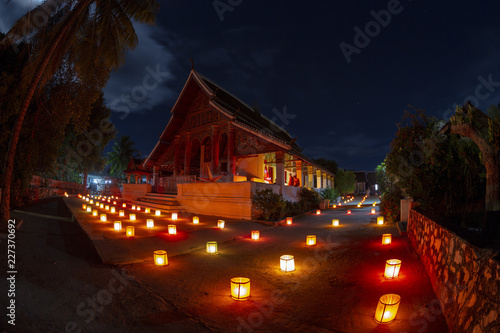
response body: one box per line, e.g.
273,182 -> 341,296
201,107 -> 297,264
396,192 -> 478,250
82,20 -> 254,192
144,208 -> 150,213
119,210 -> 125,217
114,221 -> 122,231
146,219 -> 154,228
333,204 -> 337,208
136,206 -> 141,211
377,216 -> 384,225
316,210 -> 321,215
206,241 -> 218,254
286,217 -> 292,225
113,201 -> 117,205
154,250 -> 168,266
92,210 -> 98,216
193,216 -> 199,224
332,219 -> 339,227
168,224 -> 177,235
100,214 -> 107,222
280,255 -> 295,272
105,205 -> 110,211
231,277 -> 250,300
347,210 -> 352,215
110,206 -> 116,213
131,205 -> 136,210
100,203 -> 104,209
382,234 -> 392,245
155,210 -> 161,216
374,294 -> 401,324
218,220 -> 225,229
129,213 -> 136,221
171,213 -> 178,220
89,199 -> 94,204
384,259 -> 401,279
306,235 -> 316,246
126,226 -> 134,237
251,230 -> 260,240
82,204 -> 87,210
371,208 -> 376,214
122,203 -> 127,208
86,206 -> 92,213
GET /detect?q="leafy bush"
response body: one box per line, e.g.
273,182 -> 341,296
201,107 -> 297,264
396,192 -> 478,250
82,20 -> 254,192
298,187 -> 321,211
320,188 -> 340,202
380,187 -> 402,223
252,188 -> 287,221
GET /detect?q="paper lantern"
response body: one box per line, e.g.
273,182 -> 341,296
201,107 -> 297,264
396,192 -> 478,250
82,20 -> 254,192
129,214 -> 136,221
168,224 -> 177,235
206,241 -> 218,254
193,216 -> 199,224
105,205 -> 110,211
316,210 -> 321,215
107,199 -> 111,203
82,204 -> 87,210
113,201 -> 117,205
347,210 -> 352,215
95,201 -> 100,206
131,205 -> 136,210
371,208 -> 376,214
251,230 -> 260,240
373,202 -> 376,207
119,210 -> 125,217
122,203 -> 127,208
231,277 -> 250,300
306,235 -> 316,246
218,220 -> 225,229
145,208 -> 150,213
85,197 -> 89,202
126,226 -> 134,237
171,213 -> 178,220
114,221 -> 122,231
78,194 -> 82,198
154,250 -> 168,266
286,217 -> 292,225
86,206 -> 92,213
93,210 -> 98,216
374,294 -> 401,324
64,192 -> 68,197
357,204 -> 361,208
384,259 -> 402,279
377,216 -> 384,225
136,206 -> 141,211
382,234 -> 392,245
338,202 -> 342,206
110,206 -> 116,213
89,200 -> 93,204
333,204 -> 337,208
100,214 -> 107,222
100,203 -> 104,209
146,219 -> 154,228
332,219 -> 339,227
280,255 -> 295,272
155,210 -> 161,216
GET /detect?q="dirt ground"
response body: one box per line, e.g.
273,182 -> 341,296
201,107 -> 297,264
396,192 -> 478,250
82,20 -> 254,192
1,196 -> 449,332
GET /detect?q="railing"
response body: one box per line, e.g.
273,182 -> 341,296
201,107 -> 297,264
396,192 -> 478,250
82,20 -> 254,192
158,175 -> 197,194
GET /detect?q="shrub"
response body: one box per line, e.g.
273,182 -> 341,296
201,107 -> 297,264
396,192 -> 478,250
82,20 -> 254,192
320,188 -> 340,202
380,187 -> 402,223
298,187 -> 321,211
252,188 -> 287,221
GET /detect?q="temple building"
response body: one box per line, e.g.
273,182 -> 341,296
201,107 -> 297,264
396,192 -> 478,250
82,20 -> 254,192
123,68 -> 335,219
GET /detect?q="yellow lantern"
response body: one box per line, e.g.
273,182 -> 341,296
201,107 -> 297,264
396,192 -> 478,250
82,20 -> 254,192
280,255 -> 295,272
130,214 -> 136,221
155,210 -> 161,216
338,202 -> 342,206
89,199 -> 93,204
78,194 -> 82,198
145,208 -> 150,213
373,202 -> 376,207
384,259 -> 402,279
86,206 -> 92,213
382,234 -> 392,245
168,224 -> 177,235
100,214 -> 107,222
107,199 -> 110,203
286,217 -> 292,225
231,277 -> 250,300
64,192 -> 68,197
122,203 -> 127,208
85,197 -> 89,202
371,208 -> 376,214
93,209 -> 98,216
105,205 -> 110,211
113,201 -> 117,205
171,213 -> 178,220
131,205 -> 136,210
347,210 -> 352,215
377,216 -> 384,225
251,230 -> 260,240
136,206 -> 141,211
119,210 -> 125,217
316,210 -> 321,215
333,204 -> 337,208
146,219 -> 154,228
193,216 -> 199,224
82,204 -> 87,210
357,203 -> 361,208
114,221 -> 122,231
306,235 -> 316,246
154,250 -> 168,266
218,220 -> 225,229
100,203 -> 104,209
206,241 -> 218,254
374,294 -> 401,324
332,219 -> 339,227
126,226 -> 134,237
110,206 -> 116,213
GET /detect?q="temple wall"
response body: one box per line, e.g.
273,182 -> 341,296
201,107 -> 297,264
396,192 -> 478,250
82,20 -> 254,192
122,184 -> 151,202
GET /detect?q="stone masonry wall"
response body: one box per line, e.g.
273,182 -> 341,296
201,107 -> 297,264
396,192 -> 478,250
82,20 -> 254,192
408,209 -> 500,333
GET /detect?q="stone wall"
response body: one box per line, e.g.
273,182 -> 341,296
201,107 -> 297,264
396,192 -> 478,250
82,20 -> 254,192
408,209 -> 500,333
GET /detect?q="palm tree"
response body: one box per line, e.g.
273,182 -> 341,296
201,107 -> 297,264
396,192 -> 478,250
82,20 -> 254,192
107,135 -> 139,179
0,0 -> 159,224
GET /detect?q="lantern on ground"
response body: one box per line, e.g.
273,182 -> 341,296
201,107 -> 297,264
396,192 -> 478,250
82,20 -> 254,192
100,203 -> 104,209
371,208 -> 376,214
338,202 -> 342,206
145,208 -> 150,213
114,221 -> 122,231
251,230 -> 260,240
89,200 -> 93,204
155,210 -> 161,216
306,235 -> 316,246
113,201 -> 117,205
374,294 -> 401,324
384,259 -> 402,279
231,277 -> 250,300
218,220 -> 225,229
122,203 -> 127,208
130,213 -> 136,221
64,192 -> 68,197
131,205 -> 136,210
85,197 -> 89,202
126,226 -> 134,237
286,217 -> 292,225
100,214 -> 107,222
78,194 -> 82,198
105,205 -> 110,211
119,210 -> 125,217
107,199 -> 111,203
82,204 -> 87,210
382,234 -> 392,245
357,203 -> 361,208
193,216 -> 199,224
136,206 -> 141,211
377,216 -> 384,225
316,210 -> 321,215
171,213 -> 178,220
154,250 -> 168,266
333,204 -> 337,208
86,206 -> 92,213
168,224 -> 177,235
146,219 -> 154,228
373,202 -> 376,207
110,206 -> 116,213
280,255 -> 295,272
347,210 -> 352,215
332,219 -> 339,227
93,210 -> 98,216
206,241 -> 218,254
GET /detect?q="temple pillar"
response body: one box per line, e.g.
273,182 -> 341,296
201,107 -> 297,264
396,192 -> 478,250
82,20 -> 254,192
134,173 -> 139,184
295,160 -> 302,187
212,125 -> 219,174
275,151 -> 285,191
126,174 -> 131,183
306,165 -> 314,188
228,125 -> 236,176
331,175 -> 335,188
184,132 -> 191,175
200,144 -> 205,178
173,135 -> 180,177
316,169 -> 322,189
152,166 -> 157,192
322,172 -> 327,188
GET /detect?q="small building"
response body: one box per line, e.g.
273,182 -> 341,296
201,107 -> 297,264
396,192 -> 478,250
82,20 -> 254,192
123,69 -> 335,219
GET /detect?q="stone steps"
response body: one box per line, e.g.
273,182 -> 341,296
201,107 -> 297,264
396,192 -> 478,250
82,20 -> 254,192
131,192 -> 185,213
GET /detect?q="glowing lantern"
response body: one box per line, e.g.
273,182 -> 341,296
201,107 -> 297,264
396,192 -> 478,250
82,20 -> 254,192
122,203 -> 127,208
114,221 -> 122,231
338,203 -> 342,206
119,210 -> 125,217
377,216 -> 384,225
316,210 -> 321,215
171,213 -> 178,220
89,200 -> 94,204
193,216 -> 199,224
126,226 -> 135,237
82,204 -> 87,210
347,210 -> 352,215
168,225 -> 177,235
357,204 -> 361,208
100,203 -> 104,209
306,235 -> 316,246
113,201 -> 117,205
206,241 -> 218,254
86,206 -> 92,213
93,210 -> 98,216
145,208 -> 150,213
64,192 -> 68,197
155,210 -> 161,216
218,220 -> 225,229
110,206 -> 116,213
371,208 -> 376,214
373,202 -> 376,207
100,214 -> 107,222
85,197 -> 89,202
78,194 -> 82,198
146,219 -> 154,228
251,230 -> 260,240
382,234 -> 392,245
333,204 -> 337,208
374,294 -> 401,324
129,214 -> 136,221
131,205 -> 136,210
384,259 -> 402,279
231,277 -> 250,300
154,250 -> 168,266
286,217 -> 292,225
332,219 -> 339,227
105,205 -> 110,211
136,206 -> 141,211
280,255 -> 295,272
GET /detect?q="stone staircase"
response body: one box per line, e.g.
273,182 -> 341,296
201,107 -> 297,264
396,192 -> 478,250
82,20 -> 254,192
132,193 -> 185,213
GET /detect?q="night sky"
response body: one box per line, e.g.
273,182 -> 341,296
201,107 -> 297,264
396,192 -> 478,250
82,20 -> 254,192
1,0 -> 500,171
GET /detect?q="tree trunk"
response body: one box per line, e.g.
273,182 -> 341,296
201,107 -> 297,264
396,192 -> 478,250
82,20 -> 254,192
82,168 -> 88,195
